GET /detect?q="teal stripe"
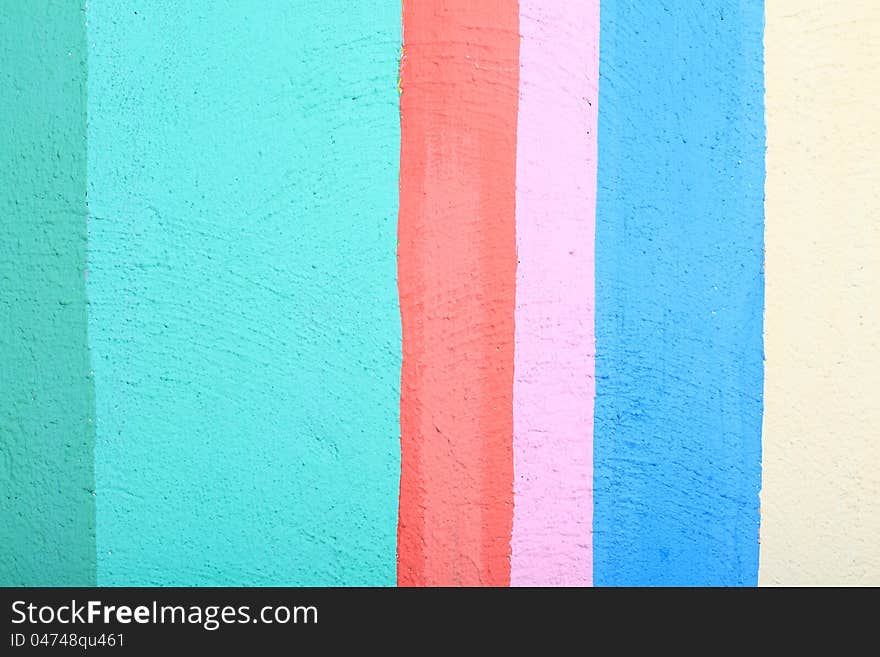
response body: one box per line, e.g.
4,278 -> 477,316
0,1 -> 95,585
88,1 -> 402,585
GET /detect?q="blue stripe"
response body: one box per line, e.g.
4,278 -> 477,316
594,1 -> 765,586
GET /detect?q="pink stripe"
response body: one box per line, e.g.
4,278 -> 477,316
511,1 -> 599,586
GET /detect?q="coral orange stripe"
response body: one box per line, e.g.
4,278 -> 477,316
397,0 -> 520,586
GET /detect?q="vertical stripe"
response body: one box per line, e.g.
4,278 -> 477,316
511,2 -> 599,586
0,1 -> 95,585
761,1 -> 880,585
397,0 -> 519,586
87,1 -> 402,585
594,2 -> 765,586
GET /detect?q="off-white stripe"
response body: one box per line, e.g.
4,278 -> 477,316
761,0 -> 880,585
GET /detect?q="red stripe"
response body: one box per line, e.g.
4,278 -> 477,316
397,0 -> 519,586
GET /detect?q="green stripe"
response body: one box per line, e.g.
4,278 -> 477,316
0,1 -> 95,586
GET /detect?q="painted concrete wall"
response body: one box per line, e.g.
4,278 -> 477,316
761,0 -> 880,585
2,1 -> 879,587
397,0 -> 519,587
0,0 -> 95,586
593,1 -> 765,586
86,0 -> 402,586
511,1 -> 598,587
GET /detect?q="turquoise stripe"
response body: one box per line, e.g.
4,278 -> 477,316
594,1 -> 765,585
0,1 -> 95,585
88,1 -> 402,585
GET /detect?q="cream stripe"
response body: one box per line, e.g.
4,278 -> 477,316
761,0 -> 880,585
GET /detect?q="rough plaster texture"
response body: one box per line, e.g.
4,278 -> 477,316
397,0 -> 519,586
511,1 -> 599,586
86,0 -> 402,585
5,1 -> 878,589
760,0 -> 880,586
593,1 -> 765,585
0,1 -> 95,586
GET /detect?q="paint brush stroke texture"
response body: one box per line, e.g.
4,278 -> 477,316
511,1 -> 599,586
0,0 -> 96,585
87,0 -> 402,585
397,0 -> 519,586
593,1 -> 765,586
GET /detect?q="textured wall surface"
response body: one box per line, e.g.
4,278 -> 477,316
4,1 -> 880,588
86,0 -> 402,585
397,0 -> 519,586
593,1 -> 765,586
761,0 -> 880,585
511,1 -> 598,586
0,0 -> 95,585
